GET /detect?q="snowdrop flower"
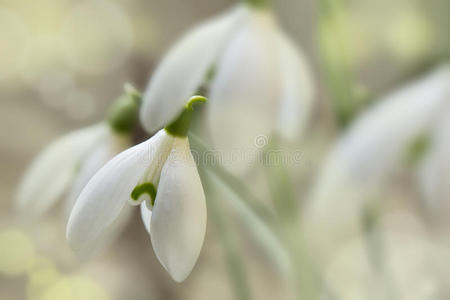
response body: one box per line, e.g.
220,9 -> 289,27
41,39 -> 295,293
325,212 -> 449,300
16,123 -> 108,217
140,2 -> 314,167
16,87 -> 140,218
66,96 -> 207,282
302,66 -> 450,252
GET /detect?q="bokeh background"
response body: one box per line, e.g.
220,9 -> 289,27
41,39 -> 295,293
1,0 -> 450,299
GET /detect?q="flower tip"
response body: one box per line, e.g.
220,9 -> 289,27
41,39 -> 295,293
158,257 -> 193,283
65,214 -> 93,258
172,272 -> 190,283
151,229 -> 202,282
65,221 -> 80,251
65,227 -> 93,260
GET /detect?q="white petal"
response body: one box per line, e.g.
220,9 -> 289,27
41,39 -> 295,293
16,123 -> 108,217
140,202 -> 152,234
334,66 -> 450,184
66,130 -> 173,256
207,9 -> 281,173
64,132 -> 131,220
302,66 -> 450,255
87,204 -> 134,259
150,137 -> 206,282
275,31 -> 314,140
140,4 -> 250,133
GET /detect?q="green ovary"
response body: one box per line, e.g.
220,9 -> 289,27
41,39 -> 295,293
131,182 -> 157,206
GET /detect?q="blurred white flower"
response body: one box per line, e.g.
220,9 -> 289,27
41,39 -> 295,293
324,212 -> 450,300
63,129 -> 131,218
16,123 -> 130,217
303,66 -> 450,251
140,3 -> 314,155
66,128 -> 206,282
17,85 -> 140,223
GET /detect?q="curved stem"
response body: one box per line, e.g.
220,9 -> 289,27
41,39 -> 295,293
207,166 -> 292,275
188,133 -> 277,225
243,0 -> 270,8
199,167 -> 253,300
261,139 -> 320,299
318,0 -> 362,128
361,203 -> 399,300
262,137 -> 297,222
186,95 -> 207,109
165,96 -> 208,137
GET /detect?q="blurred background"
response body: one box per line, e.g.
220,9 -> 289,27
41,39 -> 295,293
1,0 -> 449,299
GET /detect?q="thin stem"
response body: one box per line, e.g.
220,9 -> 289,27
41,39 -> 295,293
262,137 -> 297,222
191,134 -> 311,297
199,167 -> 253,300
282,224 -> 321,300
190,133 -> 295,277
243,0 -> 270,8
261,145 -> 320,299
262,137 -> 332,299
165,96 -> 207,137
318,0 -> 362,128
207,167 -> 293,276
361,203 -> 399,300
188,133 -> 277,225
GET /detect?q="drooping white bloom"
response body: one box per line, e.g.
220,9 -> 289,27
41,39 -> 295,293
140,3 -> 314,151
66,129 -> 206,282
16,123 -> 130,217
302,66 -> 450,251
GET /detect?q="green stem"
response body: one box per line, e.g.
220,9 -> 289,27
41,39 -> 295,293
261,143 -> 320,299
361,203 -> 399,300
318,0 -> 360,128
165,96 -> 207,137
188,133 -> 277,225
198,167 -> 253,300
191,134 -> 320,298
206,167 -> 292,276
262,137 -> 297,222
191,134 -> 327,299
243,0 -> 270,8
282,225 -> 322,300
262,137 -> 335,299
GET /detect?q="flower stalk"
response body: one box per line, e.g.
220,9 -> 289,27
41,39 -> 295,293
198,167 -> 253,300
244,0 -> 270,8
164,96 -> 207,137
262,136 -> 297,222
188,133 -> 277,225
318,0 -> 363,128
